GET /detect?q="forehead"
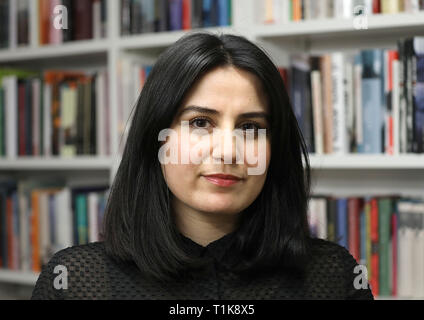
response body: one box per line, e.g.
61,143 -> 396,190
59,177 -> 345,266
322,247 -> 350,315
181,66 -> 269,114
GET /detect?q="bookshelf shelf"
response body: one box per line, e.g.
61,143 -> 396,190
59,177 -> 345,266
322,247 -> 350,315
309,154 -> 424,169
254,12 -> 424,40
0,157 -> 113,171
0,39 -> 109,63
0,269 -> 39,286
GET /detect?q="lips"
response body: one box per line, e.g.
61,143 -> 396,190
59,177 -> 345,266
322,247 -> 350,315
202,174 -> 242,187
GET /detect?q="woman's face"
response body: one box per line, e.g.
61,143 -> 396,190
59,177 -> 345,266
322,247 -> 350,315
161,66 -> 271,217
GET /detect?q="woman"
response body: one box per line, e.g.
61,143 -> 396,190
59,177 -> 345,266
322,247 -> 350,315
31,32 -> 373,300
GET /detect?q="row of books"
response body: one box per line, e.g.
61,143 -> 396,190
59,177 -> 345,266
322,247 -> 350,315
0,0 -> 107,49
283,37 -> 424,155
117,58 -> 152,151
0,69 -> 111,158
121,0 -> 232,35
0,180 -> 109,273
308,195 -> 424,299
259,0 -> 424,24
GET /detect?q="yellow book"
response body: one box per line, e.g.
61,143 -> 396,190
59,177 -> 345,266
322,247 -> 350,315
381,0 -> 401,13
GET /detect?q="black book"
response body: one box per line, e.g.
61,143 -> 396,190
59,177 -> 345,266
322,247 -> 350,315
191,0 -> 203,28
62,0 -> 73,42
24,79 -> 32,156
0,0 -> 9,48
155,0 -> 169,32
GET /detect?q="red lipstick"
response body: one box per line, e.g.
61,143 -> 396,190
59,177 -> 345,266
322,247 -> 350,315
203,174 -> 242,187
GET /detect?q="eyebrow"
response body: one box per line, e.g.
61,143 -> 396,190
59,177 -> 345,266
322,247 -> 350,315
178,105 -> 269,120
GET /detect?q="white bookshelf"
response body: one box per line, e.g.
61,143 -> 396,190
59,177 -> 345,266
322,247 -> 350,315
0,0 -> 423,300
0,270 -> 39,286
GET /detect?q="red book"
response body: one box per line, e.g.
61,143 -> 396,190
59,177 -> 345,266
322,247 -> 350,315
182,0 -> 192,30
386,50 -> 399,155
38,0 -> 50,44
348,198 -> 361,262
373,0 -> 381,14
370,198 -> 379,296
18,82 -> 26,156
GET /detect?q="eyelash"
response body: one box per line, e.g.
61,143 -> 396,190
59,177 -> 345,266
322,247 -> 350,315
189,117 -> 264,131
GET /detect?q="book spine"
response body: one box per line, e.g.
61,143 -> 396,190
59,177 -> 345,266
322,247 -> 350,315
182,0 -> 192,29
378,197 -> 391,296
370,197 -> 379,296
75,193 -> 88,245
337,198 -> 348,249
348,198 -> 361,262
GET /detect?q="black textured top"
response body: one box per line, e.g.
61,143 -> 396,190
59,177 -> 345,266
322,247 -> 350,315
31,233 -> 374,300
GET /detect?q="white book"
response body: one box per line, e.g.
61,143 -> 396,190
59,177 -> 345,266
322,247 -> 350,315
18,191 -> 30,271
55,188 -> 73,251
280,0 -> 289,23
392,59 -> 400,155
96,72 -> 106,156
307,199 -> 317,236
404,0 -> 420,12
93,0 -> 102,39
3,76 -> 18,159
344,58 -> 355,154
331,53 -> 347,154
43,84 -> 52,156
88,192 -> 99,242
311,70 -> 324,154
335,0 -> 353,18
316,198 -> 327,240
29,0 -> 39,47
353,62 -> 363,150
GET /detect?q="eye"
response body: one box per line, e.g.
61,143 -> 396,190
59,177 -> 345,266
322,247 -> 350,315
239,122 -> 260,131
189,117 -> 213,129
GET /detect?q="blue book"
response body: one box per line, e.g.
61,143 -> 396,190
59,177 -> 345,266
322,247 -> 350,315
145,66 -> 153,78
75,194 -> 88,245
217,0 -> 229,26
359,50 -> 384,154
414,54 -> 424,153
169,0 -> 183,30
337,198 -> 348,249
202,0 -> 212,27
48,193 -> 56,245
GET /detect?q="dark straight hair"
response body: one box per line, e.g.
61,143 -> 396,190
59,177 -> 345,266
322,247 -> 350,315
102,32 -> 312,282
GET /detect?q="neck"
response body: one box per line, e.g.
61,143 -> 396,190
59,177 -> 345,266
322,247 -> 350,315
173,200 -> 240,247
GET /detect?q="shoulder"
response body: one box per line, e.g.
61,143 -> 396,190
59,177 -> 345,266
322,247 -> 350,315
306,237 -> 361,273
31,242 -> 112,300
304,237 -> 374,299
48,241 -> 107,266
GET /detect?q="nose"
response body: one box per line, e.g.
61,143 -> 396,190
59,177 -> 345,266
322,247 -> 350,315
211,128 -> 241,164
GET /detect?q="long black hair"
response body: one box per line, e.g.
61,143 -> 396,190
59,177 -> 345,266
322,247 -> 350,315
102,32 -> 311,282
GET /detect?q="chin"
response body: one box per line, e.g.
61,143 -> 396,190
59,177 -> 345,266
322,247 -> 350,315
195,201 -> 243,215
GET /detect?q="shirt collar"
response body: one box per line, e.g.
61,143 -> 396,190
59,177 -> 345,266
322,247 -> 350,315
179,231 -> 238,263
